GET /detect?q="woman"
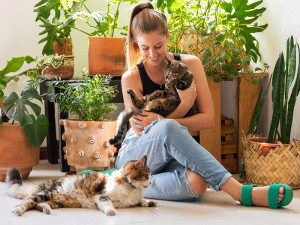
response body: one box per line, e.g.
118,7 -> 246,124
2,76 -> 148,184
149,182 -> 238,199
115,1 -> 292,208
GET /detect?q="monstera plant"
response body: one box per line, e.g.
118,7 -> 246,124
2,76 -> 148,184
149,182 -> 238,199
0,56 -> 49,148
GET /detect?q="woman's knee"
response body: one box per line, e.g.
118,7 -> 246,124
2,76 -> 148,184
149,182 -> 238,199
186,169 -> 209,196
157,119 -> 185,136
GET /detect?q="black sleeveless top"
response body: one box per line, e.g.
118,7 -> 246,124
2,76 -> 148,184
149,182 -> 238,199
137,53 -> 182,95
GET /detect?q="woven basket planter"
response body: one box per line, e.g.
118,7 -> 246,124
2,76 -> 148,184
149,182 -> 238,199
242,134 -> 300,189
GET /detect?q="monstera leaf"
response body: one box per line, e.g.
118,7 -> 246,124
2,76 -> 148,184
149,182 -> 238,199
2,86 -> 48,148
3,87 -> 42,127
24,115 -> 49,148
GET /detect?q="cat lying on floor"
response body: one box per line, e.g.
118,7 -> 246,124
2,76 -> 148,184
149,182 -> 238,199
6,156 -> 156,216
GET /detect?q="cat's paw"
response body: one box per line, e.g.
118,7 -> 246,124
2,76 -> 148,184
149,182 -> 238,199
140,199 -> 157,207
105,208 -> 116,216
12,206 -> 25,216
148,201 -> 157,207
127,88 -> 134,95
42,204 -> 52,214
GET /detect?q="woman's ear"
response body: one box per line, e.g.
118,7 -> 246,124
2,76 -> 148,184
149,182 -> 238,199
166,30 -> 170,41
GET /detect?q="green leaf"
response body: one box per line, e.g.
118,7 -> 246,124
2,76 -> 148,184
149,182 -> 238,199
0,57 -> 27,77
232,48 -> 241,57
24,114 -> 49,148
285,43 -> 300,142
202,49 -> 211,59
248,74 -> 272,134
213,75 -> 221,82
220,2 -> 233,13
267,53 -> 285,143
225,40 -> 235,49
216,32 -> 226,42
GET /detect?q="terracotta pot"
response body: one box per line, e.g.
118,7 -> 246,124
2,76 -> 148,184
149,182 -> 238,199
0,123 -> 40,182
39,64 -> 74,80
60,119 -> 117,173
0,97 -> 5,117
53,38 -> 73,55
248,137 -> 280,156
88,37 -> 126,76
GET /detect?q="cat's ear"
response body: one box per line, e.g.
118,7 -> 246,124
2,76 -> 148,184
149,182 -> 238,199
135,155 -> 147,168
165,57 -> 171,65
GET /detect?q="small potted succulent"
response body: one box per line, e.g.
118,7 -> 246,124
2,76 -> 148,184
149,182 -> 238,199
49,69 -> 118,173
0,57 -> 49,181
37,54 -> 74,80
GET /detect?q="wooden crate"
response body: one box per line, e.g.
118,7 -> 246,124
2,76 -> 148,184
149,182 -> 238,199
221,115 -> 237,173
221,153 -> 237,174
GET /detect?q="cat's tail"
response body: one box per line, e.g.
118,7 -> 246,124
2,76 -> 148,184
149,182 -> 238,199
6,168 -> 36,199
108,107 -> 139,145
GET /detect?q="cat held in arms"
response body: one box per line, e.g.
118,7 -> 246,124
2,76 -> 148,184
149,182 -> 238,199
6,156 -> 156,216
109,57 -> 198,145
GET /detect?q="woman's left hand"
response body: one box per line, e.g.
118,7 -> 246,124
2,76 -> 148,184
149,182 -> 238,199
131,111 -> 163,130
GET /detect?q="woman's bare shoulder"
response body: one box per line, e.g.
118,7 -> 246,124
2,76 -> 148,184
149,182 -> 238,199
179,54 -> 201,67
121,66 -> 140,84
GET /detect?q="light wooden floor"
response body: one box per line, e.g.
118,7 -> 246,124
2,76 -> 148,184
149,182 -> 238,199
0,160 -> 299,225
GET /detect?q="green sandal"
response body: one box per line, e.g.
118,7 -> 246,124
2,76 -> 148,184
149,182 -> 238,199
241,184 -> 293,209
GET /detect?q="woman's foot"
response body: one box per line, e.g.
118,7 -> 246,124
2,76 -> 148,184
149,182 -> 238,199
251,186 -> 284,206
221,177 -> 285,207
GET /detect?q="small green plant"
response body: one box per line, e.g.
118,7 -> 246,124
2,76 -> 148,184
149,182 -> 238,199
248,36 -> 300,144
49,69 -> 118,121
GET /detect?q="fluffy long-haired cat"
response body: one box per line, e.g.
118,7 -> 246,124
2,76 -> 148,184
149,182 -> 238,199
109,57 -> 198,145
6,156 -> 156,216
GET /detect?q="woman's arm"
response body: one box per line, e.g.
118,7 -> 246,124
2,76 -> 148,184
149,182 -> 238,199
121,67 -> 145,136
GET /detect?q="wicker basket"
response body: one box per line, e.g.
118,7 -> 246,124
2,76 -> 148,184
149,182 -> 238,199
242,134 -> 300,189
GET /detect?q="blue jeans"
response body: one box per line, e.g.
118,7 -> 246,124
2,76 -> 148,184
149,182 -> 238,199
115,119 -> 232,201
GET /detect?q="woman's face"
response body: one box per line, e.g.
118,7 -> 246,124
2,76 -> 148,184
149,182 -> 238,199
135,30 -> 170,66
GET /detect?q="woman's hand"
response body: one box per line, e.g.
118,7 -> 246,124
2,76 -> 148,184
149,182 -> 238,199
177,80 -> 197,110
130,111 -> 163,137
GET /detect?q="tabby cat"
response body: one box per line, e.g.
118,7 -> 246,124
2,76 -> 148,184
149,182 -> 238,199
109,57 -> 198,145
6,156 -> 156,216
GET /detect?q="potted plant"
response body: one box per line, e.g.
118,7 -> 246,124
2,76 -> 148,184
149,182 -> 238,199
0,57 -> 49,182
63,0 -> 135,75
49,69 -> 118,173
165,0 -> 268,84
34,0 -> 82,55
37,54 -> 75,80
242,36 -> 300,189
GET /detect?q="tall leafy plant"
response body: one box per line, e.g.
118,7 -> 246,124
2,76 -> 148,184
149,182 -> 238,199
63,0 -> 135,37
248,36 -> 300,144
163,0 -> 268,83
34,0 -> 82,55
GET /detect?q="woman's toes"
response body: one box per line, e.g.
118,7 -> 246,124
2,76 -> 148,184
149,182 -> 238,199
278,186 -> 284,203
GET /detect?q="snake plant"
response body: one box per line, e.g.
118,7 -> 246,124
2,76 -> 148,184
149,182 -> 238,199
248,36 -> 300,144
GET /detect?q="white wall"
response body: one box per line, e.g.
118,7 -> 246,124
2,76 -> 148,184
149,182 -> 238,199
1,0 -> 300,140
